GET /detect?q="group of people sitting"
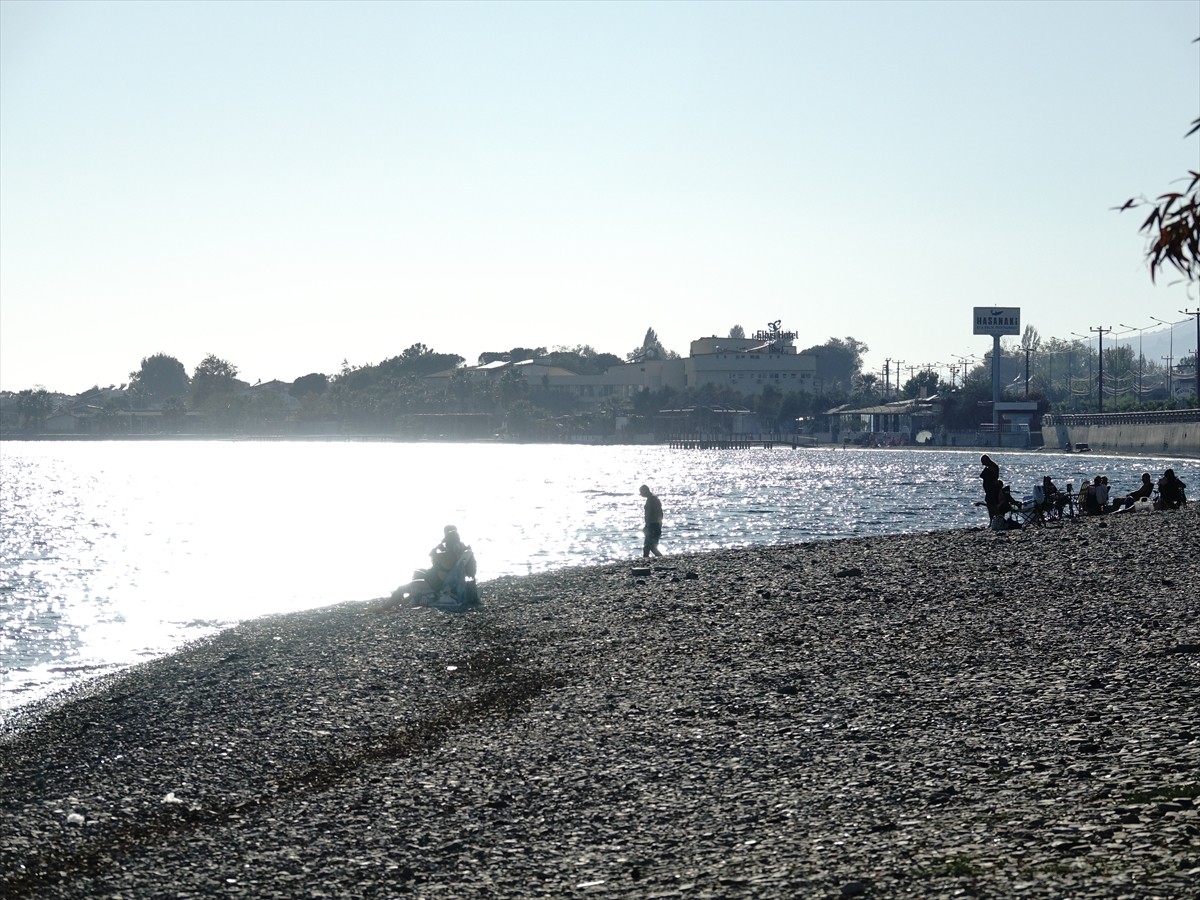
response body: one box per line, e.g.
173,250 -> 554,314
980,454 -> 1188,527
1078,468 -> 1187,515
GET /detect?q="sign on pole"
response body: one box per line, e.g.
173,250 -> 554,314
973,307 -> 1021,336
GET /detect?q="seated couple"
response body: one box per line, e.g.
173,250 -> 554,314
380,525 -> 480,613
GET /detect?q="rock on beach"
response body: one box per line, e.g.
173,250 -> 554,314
2,507 -> 1198,898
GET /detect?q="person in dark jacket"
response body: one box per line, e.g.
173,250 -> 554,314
1155,469 -> 1188,510
639,484 -> 664,558
980,455 -> 1002,517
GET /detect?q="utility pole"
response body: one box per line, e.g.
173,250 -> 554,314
1064,343 -> 1071,401
990,340 -> 1002,428
883,358 -> 891,396
1090,326 -> 1112,412
1183,309 -> 1200,402
1018,346 -> 1035,398
953,355 -> 973,390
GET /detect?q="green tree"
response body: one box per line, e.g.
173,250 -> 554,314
801,337 -> 869,394
190,354 -> 241,407
543,345 -> 623,375
494,367 -> 529,411
630,385 -> 679,417
195,390 -> 249,433
599,393 -> 632,422
160,397 -> 188,432
96,398 -> 127,434
754,385 -> 786,431
941,370 -> 993,430
855,372 -> 880,398
394,344 -> 463,376
1102,344 -> 1136,400
129,353 -> 189,406
503,399 -> 537,438
1020,325 -> 1042,351
778,390 -> 811,429
529,384 -> 579,416
247,391 -> 291,433
290,373 -> 328,398
902,370 -> 940,399
16,388 -> 53,431
627,327 -> 679,362
728,324 -> 746,339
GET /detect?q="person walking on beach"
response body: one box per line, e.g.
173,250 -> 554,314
639,484 -> 664,558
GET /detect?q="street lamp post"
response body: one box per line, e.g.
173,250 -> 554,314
1183,309 -> 1200,402
1119,322 -> 1149,399
1046,343 -> 1054,401
1090,326 -> 1113,412
1070,332 -> 1095,411
1060,339 -> 1076,406
1111,327 -> 1135,403
1150,316 -> 1181,398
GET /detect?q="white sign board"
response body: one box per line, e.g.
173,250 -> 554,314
973,307 -> 1021,337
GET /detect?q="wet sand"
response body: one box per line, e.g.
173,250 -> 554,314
2,506 -> 1198,898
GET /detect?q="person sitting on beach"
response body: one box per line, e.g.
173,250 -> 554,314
1155,469 -> 1188,510
1084,475 -> 1107,516
987,481 -> 1021,529
425,526 -> 470,591
1076,479 -> 1090,511
1041,476 -> 1069,516
389,525 -> 477,606
1120,473 -> 1154,509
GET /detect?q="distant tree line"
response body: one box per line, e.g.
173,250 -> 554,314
8,323 -> 1195,437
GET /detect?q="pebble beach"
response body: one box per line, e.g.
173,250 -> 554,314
2,506 -> 1198,899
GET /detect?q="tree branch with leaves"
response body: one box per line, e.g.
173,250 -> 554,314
1117,100 -> 1200,284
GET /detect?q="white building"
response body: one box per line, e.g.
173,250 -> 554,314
426,322 -> 818,411
684,328 -> 816,396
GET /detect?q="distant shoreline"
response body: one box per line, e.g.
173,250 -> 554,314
3,431 -> 1198,459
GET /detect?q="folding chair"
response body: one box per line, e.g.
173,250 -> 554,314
1056,483 -> 1077,521
1012,487 -> 1047,527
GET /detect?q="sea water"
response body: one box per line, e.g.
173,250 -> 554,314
1,440 -> 1191,713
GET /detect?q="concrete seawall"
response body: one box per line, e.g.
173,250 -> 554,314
1048,423 -> 1200,458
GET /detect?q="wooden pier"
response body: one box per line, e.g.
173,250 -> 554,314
665,435 -> 817,450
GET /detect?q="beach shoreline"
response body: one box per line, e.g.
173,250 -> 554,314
2,508 -> 1198,898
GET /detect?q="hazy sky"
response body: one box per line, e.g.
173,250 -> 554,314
2,0 -> 1198,393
